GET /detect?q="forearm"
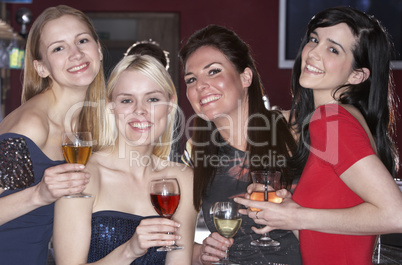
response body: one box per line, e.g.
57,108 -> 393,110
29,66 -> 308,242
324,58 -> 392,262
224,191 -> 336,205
297,201 -> 402,235
192,243 -> 203,265
0,186 -> 45,225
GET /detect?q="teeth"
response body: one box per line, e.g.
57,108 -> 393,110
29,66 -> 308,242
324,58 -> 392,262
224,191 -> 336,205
68,63 -> 88,72
201,95 -> 221,105
306,64 -> 324,73
131,122 -> 152,129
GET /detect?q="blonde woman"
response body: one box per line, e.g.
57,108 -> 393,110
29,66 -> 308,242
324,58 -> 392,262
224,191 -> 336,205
54,55 -> 197,265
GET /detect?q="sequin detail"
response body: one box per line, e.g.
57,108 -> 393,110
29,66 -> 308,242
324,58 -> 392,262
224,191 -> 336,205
0,137 -> 34,190
88,211 -> 166,265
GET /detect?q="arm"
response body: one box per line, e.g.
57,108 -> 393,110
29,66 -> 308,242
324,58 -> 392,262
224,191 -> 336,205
54,195 -> 181,265
0,163 -> 89,226
0,111 -> 90,225
236,155 -> 402,235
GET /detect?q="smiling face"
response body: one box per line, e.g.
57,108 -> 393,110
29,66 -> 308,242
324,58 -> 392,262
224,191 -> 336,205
110,70 -> 172,146
299,23 -> 359,105
184,46 -> 250,123
34,15 -> 102,91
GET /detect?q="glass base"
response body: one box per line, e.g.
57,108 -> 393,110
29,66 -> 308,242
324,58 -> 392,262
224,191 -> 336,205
251,236 -> 280,247
156,244 -> 184,252
64,192 -> 92,198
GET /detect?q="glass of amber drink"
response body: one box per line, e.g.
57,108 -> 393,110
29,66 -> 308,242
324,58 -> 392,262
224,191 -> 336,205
62,132 -> 92,198
250,171 -> 282,247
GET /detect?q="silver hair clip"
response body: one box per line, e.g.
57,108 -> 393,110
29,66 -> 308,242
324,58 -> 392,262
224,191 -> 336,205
124,39 -> 170,70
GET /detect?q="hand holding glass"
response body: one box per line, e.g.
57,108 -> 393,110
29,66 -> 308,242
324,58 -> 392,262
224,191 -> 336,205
150,178 -> 183,251
212,201 -> 242,265
250,171 -> 282,247
62,132 -> 92,198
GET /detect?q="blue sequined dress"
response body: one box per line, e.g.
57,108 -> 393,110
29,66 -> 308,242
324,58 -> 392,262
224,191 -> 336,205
87,210 -> 166,264
0,133 -> 64,265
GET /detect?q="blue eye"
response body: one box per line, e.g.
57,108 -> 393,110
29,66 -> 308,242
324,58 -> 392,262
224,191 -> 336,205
121,99 -> 132,104
148,98 -> 159,102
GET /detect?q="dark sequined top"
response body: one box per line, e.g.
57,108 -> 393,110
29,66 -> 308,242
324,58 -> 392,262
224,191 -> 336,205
0,133 -> 64,265
87,210 -> 166,264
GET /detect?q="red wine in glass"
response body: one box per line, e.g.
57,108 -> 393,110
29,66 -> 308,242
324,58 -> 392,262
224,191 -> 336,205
150,193 -> 180,219
150,178 -> 183,251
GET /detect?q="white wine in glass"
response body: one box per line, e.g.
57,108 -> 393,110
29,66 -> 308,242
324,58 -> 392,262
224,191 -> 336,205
212,201 -> 242,265
150,178 -> 183,251
62,132 -> 92,198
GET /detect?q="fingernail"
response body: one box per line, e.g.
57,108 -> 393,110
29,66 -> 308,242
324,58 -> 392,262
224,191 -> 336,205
79,165 -> 85,169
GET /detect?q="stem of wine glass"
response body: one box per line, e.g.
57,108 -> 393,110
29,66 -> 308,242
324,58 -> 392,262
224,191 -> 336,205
263,184 -> 269,237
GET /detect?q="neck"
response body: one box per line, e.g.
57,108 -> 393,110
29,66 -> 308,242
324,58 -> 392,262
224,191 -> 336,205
214,106 -> 249,151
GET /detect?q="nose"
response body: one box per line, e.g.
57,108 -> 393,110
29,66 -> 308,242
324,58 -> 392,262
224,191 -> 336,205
69,45 -> 84,60
195,75 -> 209,92
133,102 -> 147,115
307,45 -> 321,61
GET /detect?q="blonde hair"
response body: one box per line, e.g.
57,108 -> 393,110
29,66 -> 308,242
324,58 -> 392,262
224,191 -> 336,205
99,55 -> 178,159
22,5 -> 106,141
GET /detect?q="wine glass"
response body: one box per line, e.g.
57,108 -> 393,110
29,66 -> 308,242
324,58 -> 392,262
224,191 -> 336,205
249,170 -> 282,247
62,132 -> 93,198
150,178 -> 183,251
212,201 -> 242,265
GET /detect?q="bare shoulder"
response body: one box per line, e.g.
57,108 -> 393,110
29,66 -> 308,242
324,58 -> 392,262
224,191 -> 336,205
0,101 -> 49,145
153,158 -> 193,184
280,109 -> 291,122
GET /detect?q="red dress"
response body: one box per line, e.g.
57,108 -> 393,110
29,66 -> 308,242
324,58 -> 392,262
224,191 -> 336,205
293,104 -> 376,265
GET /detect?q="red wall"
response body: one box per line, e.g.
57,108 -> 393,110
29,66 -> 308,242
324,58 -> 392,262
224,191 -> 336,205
5,0 -> 402,176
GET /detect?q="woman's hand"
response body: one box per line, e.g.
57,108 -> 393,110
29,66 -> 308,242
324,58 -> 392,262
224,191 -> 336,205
127,218 -> 181,258
198,232 -> 233,264
35,163 -> 90,204
234,189 -> 300,233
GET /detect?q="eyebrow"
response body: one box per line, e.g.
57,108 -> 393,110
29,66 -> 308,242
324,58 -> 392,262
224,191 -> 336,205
184,62 -> 222,76
328,38 -> 345,53
311,30 -> 346,53
46,32 -> 91,50
115,90 -> 165,97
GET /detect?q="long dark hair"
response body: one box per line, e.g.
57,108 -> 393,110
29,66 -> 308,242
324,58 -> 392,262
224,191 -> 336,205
289,7 -> 399,177
180,25 -> 297,211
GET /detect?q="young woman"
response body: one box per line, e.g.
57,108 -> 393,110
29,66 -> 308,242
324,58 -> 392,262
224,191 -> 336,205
235,7 -> 402,264
180,25 -> 301,265
53,55 -> 197,265
0,5 -> 105,264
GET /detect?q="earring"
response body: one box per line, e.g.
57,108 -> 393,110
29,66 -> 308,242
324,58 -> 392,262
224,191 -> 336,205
262,95 -> 270,110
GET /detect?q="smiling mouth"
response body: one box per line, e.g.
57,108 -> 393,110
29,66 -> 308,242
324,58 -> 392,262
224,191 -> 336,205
200,95 -> 222,105
68,63 -> 89,73
130,122 -> 152,129
306,64 -> 324,73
